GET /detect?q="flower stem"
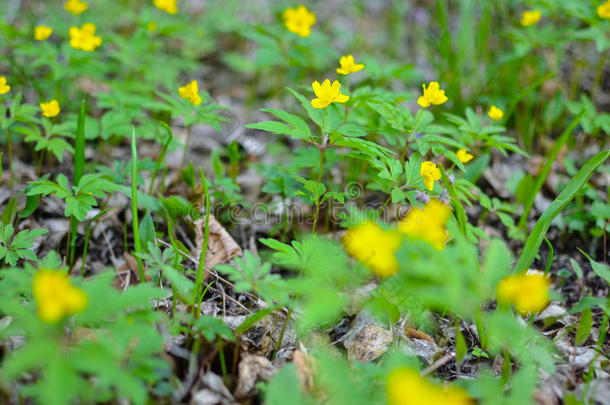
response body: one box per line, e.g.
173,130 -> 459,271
312,109 -> 327,233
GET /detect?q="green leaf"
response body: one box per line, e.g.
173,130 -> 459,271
575,307 -> 592,346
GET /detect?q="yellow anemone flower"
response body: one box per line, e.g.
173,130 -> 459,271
488,105 -> 504,121
398,199 -> 451,250
0,76 -> 10,95
40,100 -> 60,118
283,5 -> 316,37
33,269 -> 88,323
153,0 -> 178,14
179,80 -> 202,105
343,221 -> 401,277
598,1 -> 610,19
420,161 -> 441,191
69,23 -> 102,51
456,149 -> 473,164
34,25 -> 53,41
417,81 -> 448,108
64,0 -> 88,15
387,367 -> 473,405
336,55 -> 364,75
497,273 -> 550,314
521,10 -> 541,26
311,79 -> 349,109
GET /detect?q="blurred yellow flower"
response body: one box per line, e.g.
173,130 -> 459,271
398,199 -> 451,250
153,0 -> 178,14
336,54 -> 364,75
456,149 -> 473,163
179,80 -> 202,105
420,161 -> 441,191
343,222 -> 401,277
33,269 -> 87,323
311,79 -> 349,109
64,0 -> 88,15
521,10 -> 541,26
69,23 -> 102,51
147,22 -> 158,32
34,25 -> 53,41
387,367 -> 473,405
488,105 -> 504,121
283,5 -> 316,37
598,1 -> 610,18
0,76 -> 10,94
497,273 -> 550,314
417,81 -> 448,108
40,100 -> 60,118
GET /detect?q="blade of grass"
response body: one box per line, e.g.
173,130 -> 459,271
69,101 -> 86,268
514,150 -> 610,273
517,115 -> 582,234
149,121 -> 173,195
131,126 -> 145,281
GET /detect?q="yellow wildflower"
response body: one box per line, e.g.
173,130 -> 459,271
283,5 -> 316,38
153,0 -> 178,14
311,79 -> 349,109
488,105 -> 504,121
497,273 -> 550,314
69,23 -> 102,51
456,149 -> 473,164
40,100 -> 60,118
598,1 -> 610,18
336,54 -> 364,75
0,76 -> 10,95
343,222 -> 401,277
64,0 -> 88,15
398,199 -> 451,250
417,81 -> 448,108
420,161 -> 441,191
521,10 -> 541,26
178,80 -> 202,105
387,367 -> 473,405
33,269 -> 87,323
34,25 -> 53,41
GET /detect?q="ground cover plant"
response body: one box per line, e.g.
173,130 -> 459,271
0,0 -> 609,404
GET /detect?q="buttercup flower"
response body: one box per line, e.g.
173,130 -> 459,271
456,149 -> 473,164
387,367 -> 473,405
521,10 -> 541,26
398,199 -> 451,250
598,1 -> 610,19
0,76 -> 10,95
420,161 -> 441,191
179,80 -> 202,105
69,23 -> 102,51
343,222 -> 401,277
40,100 -> 60,118
34,25 -> 53,41
33,269 -> 88,323
497,273 -> 550,314
154,0 -> 178,14
417,81 -> 448,108
283,5 -> 316,37
64,0 -> 88,15
311,79 -> 349,109
488,105 -> 504,121
336,54 -> 364,75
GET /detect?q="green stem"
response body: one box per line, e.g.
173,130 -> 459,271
312,109 -> 327,234
149,122 -> 173,195
7,127 -> 13,195
193,167 -> 211,317
131,127 -> 145,281
180,125 -> 192,169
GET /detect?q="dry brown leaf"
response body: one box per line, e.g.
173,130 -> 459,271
235,354 -> 276,398
194,215 -> 242,283
347,325 -> 393,363
293,350 -> 315,393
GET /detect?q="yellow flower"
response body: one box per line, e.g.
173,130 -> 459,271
488,105 -> 504,121
387,367 -> 473,405
456,149 -> 473,164
398,199 -> 451,250
521,10 -> 541,26
69,23 -> 102,51
147,22 -> 158,32
33,269 -> 87,323
64,0 -> 88,15
336,54 -> 364,75
420,161 -> 441,191
343,222 -> 401,277
0,76 -> 10,95
153,0 -> 178,14
311,79 -> 349,109
178,80 -> 202,105
598,1 -> 610,18
417,81 -> 448,108
282,5 -> 316,37
40,100 -> 60,118
34,25 -> 53,41
497,273 -> 550,315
